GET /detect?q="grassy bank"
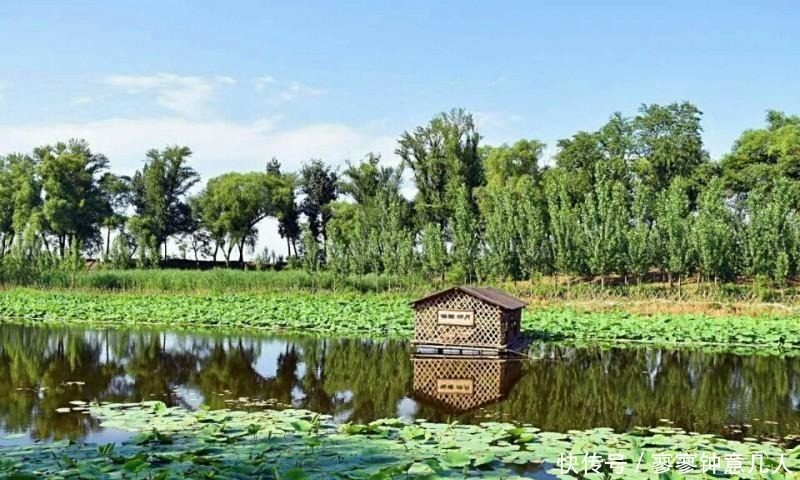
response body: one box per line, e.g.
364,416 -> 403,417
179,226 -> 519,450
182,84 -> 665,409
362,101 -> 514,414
3,401 -> 798,479
18,268 -> 800,310
2,288 -> 800,352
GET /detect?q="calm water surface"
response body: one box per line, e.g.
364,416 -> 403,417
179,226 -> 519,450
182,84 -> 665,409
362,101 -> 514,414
1,324 -> 799,445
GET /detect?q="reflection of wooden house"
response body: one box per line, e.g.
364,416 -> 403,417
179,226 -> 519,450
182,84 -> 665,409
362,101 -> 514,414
412,356 -> 522,411
410,286 -> 527,354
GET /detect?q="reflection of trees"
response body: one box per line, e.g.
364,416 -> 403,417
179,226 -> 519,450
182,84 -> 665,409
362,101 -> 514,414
0,326 -> 120,440
307,339 -> 412,422
421,345 -> 800,438
192,339 -> 266,409
3,324 -> 799,443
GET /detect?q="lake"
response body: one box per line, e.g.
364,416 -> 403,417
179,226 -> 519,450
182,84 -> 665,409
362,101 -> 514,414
1,324 -> 798,445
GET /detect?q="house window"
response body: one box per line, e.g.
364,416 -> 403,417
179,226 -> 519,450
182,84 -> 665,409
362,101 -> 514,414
437,309 -> 474,326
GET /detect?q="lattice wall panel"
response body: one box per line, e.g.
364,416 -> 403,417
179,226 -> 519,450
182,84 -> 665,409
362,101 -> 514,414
412,357 -> 511,411
413,291 -> 503,347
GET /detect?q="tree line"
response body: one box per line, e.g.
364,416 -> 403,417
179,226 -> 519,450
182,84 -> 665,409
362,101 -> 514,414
2,103 -> 799,287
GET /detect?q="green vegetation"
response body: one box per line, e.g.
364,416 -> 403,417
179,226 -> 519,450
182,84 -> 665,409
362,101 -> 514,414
3,107 -> 800,295
0,289 -> 411,337
3,288 -> 800,351
3,401 -> 798,479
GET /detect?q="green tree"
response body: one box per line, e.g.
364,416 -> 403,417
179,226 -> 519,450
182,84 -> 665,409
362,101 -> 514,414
742,179 -> 797,281
129,146 -> 199,261
267,158 -> 301,258
626,181 -> 655,286
298,160 -> 338,252
196,172 -> 287,266
0,154 -> 41,256
515,177 -> 550,280
579,170 -> 628,287
420,222 -> 447,283
633,102 -> 707,192
396,108 -> 484,230
37,139 -> 110,256
691,178 -> 737,283
720,110 -> 800,195
545,171 -> 584,284
482,186 -> 517,281
98,173 -> 131,258
655,177 -> 694,289
450,183 -> 481,282
481,139 -> 544,190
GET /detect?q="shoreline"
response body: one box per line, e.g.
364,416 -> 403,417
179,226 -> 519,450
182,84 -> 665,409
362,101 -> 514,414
2,288 -> 800,355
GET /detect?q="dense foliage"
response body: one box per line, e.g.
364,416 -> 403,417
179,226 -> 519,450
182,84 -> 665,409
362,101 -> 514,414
3,289 -> 800,351
3,401 -> 798,479
2,106 -> 800,288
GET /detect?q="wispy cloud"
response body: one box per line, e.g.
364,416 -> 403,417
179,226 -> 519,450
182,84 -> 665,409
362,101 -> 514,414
474,111 -> 522,129
0,116 -> 396,178
254,75 -> 277,93
488,76 -> 506,87
70,95 -> 93,106
254,75 -> 324,103
102,73 -> 235,116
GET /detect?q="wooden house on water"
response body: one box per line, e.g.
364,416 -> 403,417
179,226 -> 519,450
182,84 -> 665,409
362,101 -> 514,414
410,286 -> 527,355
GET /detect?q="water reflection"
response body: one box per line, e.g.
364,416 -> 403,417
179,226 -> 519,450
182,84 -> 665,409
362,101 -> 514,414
0,324 -> 799,444
412,356 -> 522,411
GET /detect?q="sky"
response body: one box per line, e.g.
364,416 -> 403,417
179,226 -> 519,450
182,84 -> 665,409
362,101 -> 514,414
1,0 -> 799,257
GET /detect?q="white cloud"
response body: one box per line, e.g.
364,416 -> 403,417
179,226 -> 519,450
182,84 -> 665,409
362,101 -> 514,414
0,116 -> 396,178
254,75 -> 324,103
70,95 -> 93,106
254,75 -> 277,92
0,115 -> 398,257
102,74 -> 235,116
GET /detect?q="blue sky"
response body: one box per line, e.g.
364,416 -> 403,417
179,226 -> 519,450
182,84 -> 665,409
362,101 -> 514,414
1,0 -> 798,254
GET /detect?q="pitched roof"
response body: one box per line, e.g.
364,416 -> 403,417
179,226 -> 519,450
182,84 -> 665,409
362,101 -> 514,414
410,285 -> 528,310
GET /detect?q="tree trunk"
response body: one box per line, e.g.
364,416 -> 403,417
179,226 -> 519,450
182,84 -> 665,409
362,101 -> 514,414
668,272 -> 673,289
286,237 -> 291,258
224,244 -> 233,268
238,239 -> 246,269
163,241 -> 168,261
105,229 -> 111,257
213,243 -> 219,263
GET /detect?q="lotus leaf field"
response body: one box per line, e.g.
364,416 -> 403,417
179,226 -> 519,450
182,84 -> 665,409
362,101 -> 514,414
2,289 -> 800,352
1,401 -> 798,479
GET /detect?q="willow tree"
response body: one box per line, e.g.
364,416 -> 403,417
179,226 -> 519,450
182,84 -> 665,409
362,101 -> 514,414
195,172 -> 289,266
37,139 -> 111,256
129,145 -> 199,261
